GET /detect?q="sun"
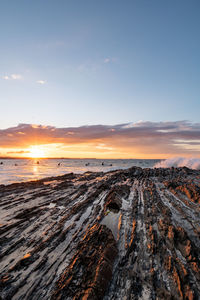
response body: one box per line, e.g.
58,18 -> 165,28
28,146 -> 45,158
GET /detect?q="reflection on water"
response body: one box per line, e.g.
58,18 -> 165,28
101,211 -> 121,240
33,165 -> 38,174
0,158 -> 161,185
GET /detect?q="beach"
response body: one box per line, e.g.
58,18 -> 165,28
0,166 -> 200,299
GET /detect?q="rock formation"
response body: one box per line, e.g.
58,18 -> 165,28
0,167 -> 200,299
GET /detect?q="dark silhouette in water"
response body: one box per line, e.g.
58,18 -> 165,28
101,162 -> 112,166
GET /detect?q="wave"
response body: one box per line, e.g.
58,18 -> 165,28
154,157 -> 200,170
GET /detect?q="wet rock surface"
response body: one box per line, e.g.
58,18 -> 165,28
0,167 -> 200,299
51,223 -> 117,300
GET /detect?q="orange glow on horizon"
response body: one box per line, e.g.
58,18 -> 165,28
28,146 -> 46,158
1,122 -> 200,160
1,142 -> 200,160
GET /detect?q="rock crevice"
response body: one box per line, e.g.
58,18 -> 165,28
0,167 -> 200,299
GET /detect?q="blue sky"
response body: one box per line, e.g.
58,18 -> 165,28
0,0 -> 200,129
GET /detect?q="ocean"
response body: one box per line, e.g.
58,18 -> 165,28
0,158 -> 161,185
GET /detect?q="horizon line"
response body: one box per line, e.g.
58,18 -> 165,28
0,156 -> 163,160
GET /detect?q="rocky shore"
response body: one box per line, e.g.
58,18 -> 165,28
0,167 -> 200,299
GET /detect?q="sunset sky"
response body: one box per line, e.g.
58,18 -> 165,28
0,1 -> 200,158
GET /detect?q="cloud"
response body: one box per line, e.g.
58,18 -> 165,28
0,121 -> 200,158
77,57 -> 117,74
36,80 -> 47,85
96,143 -> 113,151
2,75 -> 9,80
7,150 -> 30,154
104,58 -> 111,63
103,57 -> 116,64
11,74 -> 22,80
2,74 -> 23,80
2,75 -> 47,84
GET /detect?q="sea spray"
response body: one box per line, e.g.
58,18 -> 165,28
154,157 -> 200,170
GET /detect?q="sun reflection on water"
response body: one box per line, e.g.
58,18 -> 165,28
33,165 -> 38,173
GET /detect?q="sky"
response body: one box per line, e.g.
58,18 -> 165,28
0,0 -> 200,158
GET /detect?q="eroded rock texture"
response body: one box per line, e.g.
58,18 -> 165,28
0,167 -> 200,299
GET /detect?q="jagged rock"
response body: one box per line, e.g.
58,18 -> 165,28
51,223 -> 117,300
104,184 -> 130,212
0,167 -> 200,299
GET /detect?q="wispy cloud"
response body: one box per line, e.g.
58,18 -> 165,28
104,58 -> 111,63
2,74 -> 23,80
77,57 -> 117,74
7,150 -> 30,154
0,121 -> 200,158
2,74 -> 48,85
11,74 -> 23,80
103,57 -> 117,64
36,80 -> 47,85
2,75 -> 10,80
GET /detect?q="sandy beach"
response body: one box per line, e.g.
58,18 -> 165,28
0,166 -> 200,299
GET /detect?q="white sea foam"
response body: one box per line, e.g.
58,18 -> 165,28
154,157 -> 200,170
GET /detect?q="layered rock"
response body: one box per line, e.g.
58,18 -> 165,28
51,223 -> 117,300
0,167 -> 200,299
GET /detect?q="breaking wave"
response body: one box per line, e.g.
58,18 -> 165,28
154,157 -> 200,170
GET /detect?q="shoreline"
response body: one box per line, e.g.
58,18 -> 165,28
0,166 -> 200,299
0,164 -> 198,187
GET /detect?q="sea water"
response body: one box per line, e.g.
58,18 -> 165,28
0,158 -> 161,185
